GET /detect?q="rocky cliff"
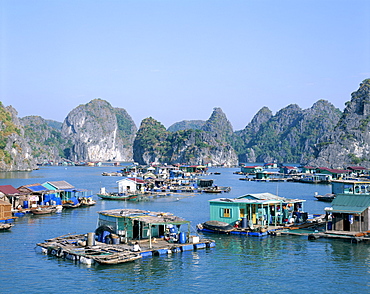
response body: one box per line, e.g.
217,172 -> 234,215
308,79 -> 370,168
61,99 -> 137,162
234,100 -> 342,163
0,103 -> 36,171
167,120 -> 205,132
20,116 -> 66,164
133,108 -> 238,166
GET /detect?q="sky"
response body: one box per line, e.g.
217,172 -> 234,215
1,1 -> 369,131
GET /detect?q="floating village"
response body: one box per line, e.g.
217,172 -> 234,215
1,162 -> 370,266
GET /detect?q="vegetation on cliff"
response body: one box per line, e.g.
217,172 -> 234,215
20,116 -> 68,162
0,102 -> 20,164
233,100 -> 342,163
133,109 -> 238,166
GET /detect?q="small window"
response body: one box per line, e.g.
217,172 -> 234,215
223,208 -> 231,218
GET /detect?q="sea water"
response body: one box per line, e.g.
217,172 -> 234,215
0,166 -> 369,293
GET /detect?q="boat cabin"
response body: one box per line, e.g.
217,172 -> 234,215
96,209 -> 191,248
209,193 -> 306,228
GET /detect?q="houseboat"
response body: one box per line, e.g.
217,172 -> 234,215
37,209 -> 215,265
198,193 -> 307,236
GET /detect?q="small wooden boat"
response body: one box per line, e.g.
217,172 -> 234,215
0,223 -> 14,230
202,187 -> 223,193
31,207 -> 57,215
197,220 -> 235,233
314,193 -> 335,202
79,197 -> 96,206
97,192 -> 140,201
62,202 -> 81,209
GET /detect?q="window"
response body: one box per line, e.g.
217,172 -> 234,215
223,208 -> 231,218
240,208 -> 245,218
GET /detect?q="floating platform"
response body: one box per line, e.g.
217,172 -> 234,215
36,233 -> 216,266
280,229 -> 370,243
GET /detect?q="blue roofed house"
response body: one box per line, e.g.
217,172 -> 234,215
18,183 -> 62,207
42,181 -> 92,205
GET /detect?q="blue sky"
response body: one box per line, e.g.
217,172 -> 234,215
1,0 -> 369,130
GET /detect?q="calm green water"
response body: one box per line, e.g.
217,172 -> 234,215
0,166 -> 369,293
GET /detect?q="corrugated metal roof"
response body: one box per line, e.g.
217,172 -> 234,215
19,183 -> 49,192
0,185 -> 21,195
98,209 -> 189,225
47,181 -> 75,190
331,194 -> 370,214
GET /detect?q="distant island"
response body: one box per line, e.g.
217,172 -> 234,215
1,79 -> 370,171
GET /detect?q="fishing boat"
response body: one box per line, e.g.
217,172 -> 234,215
31,206 -> 58,215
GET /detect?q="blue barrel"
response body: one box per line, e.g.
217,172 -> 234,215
241,217 -> 248,228
327,222 -> 332,230
23,201 -> 28,208
100,231 -> 110,243
111,234 -> 120,244
179,232 -> 186,244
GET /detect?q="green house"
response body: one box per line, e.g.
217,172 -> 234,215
209,193 -> 306,228
97,209 -> 191,248
328,180 -> 370,232
241,166 -> 263,174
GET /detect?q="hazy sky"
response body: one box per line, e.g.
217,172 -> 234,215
1,1 -> 369,130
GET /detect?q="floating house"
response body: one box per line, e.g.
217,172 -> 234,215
18,183 -> 61,207
42,181 -> 92,204
37,208 -> 215,265
316,167 -> 350,180
327,180 -> 370,232
178,165 -> 208,174
264,163 -> 278,169
280,166 -> 298,175
241,165 -> 263,174
347,166 -> 368,176
208,193 -> 306,229
301,166 -> 317,174
298,173 -> 332,184
0,185 -> 25,211
116,178 -> 145,194
96,208 -> 191,248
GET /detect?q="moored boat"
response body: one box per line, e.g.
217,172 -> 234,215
62,201 -> 81,209
197,220 -> 235,233
0,223 -> 14,230
31,206 -> 58,215
97,192 -> 140,201
314,193 -> 335,202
